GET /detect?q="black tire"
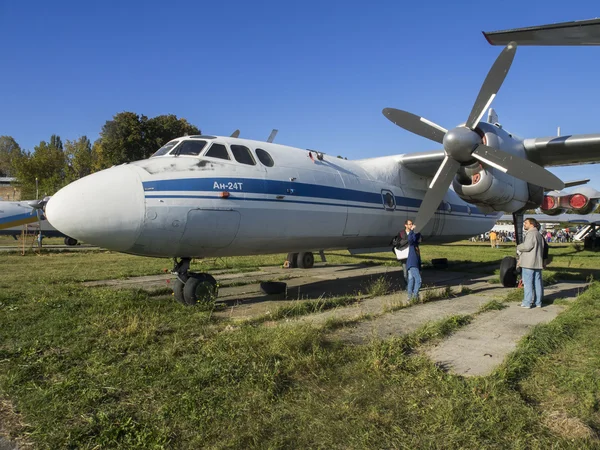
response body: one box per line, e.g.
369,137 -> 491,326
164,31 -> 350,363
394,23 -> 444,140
500,256 -> 518,287
297,252 -> 314,269
286,252 -> 298,268
260,281 -> 287,295
182,273 -> 218,305
64,236 -> 78,246
173,278 -> 186,305
431,258 -> 448,269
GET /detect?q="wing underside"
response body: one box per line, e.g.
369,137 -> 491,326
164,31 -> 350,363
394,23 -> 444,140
483,18 -> 600,46
524,134 -> 600,167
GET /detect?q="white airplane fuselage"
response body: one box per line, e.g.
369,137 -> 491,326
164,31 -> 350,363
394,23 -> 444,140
45,136 -> 499,258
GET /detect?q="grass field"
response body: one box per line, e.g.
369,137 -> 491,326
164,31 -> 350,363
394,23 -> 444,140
1,242 -> 600,448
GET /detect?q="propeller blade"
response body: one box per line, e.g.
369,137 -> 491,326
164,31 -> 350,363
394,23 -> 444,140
382,108 -> 447,144
28,199 -> 44,209
472,144 -> 564,190
465,42 -> 517,130
414,156 -> 461,231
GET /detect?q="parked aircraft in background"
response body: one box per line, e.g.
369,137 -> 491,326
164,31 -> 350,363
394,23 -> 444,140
0,199 -> 78,245
45,38 -> 600,305
0,200 -> 39,230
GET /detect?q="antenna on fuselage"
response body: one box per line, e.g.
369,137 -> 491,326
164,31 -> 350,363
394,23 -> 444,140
230,129 -> 240,138
267,129 -> 278,143
557,126 -> 561,137
487,108 -> 498,124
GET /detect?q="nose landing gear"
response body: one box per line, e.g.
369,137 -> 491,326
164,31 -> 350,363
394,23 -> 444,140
172,258 -> 218,306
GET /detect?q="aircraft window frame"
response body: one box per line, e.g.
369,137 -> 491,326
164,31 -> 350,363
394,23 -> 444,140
230,145 -> 256,166
381,190 -> 396,211
255,148 -> 274,167
204,143 -> 231,160
174,140 -> 208,157
151,140 -> 180,157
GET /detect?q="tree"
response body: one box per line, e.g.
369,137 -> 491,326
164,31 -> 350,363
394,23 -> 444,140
145,115 -> 200,158
93,112 -> 201,169
14,137 -> 66,198
94,112 -> 148,169
64,136 -> 93,182
50,134 -> 63,151
0,136 -> 23,177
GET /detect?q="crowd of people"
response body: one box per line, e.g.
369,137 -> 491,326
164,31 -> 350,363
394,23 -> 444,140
471,225 -> 584,245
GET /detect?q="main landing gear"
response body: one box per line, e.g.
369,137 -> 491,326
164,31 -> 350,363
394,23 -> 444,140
285,251 -> 326,269
171,258 -> 218,306
500,212 -> 524,288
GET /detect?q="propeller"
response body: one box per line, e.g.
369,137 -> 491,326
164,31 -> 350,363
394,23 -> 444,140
383,41 -> 564,231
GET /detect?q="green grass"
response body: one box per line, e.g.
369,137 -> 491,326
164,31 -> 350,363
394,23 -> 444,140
1,244 -> 600,448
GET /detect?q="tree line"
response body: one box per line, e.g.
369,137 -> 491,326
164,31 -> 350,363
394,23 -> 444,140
0,112 -> 200,199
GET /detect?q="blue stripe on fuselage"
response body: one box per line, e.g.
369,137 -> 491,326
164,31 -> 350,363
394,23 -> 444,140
142,178 -> 482,215
0,212 -> 36,226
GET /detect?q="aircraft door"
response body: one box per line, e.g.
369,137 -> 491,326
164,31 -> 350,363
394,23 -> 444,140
180,208 -> 241,253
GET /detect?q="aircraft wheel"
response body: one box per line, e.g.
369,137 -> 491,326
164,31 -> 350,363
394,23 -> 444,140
286,252 -> 298,268
173,278 -> 186,305
182,273 -> 218,306
500,256 -> 518,287
64,237 -> 78,246
297,251 -> 314,269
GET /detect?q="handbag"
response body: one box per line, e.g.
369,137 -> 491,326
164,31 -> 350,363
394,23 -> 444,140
394,246 -> 409,260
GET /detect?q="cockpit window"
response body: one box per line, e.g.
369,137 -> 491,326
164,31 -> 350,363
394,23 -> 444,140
255,148 -> 274,167
175,140 -> 207,156
151,140 -> 179,157
231,145 -> 256,165
204,143 -> 230,160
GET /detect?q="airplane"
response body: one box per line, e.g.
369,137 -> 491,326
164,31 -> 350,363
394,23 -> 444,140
44,39 -> 600,305
0,198 -> 78,245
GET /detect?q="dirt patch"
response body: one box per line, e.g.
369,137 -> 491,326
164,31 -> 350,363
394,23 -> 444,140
543,410 -> 598,440
0,398 -> 31,449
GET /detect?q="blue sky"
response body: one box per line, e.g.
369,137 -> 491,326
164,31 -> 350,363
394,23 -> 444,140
1,0 -> 599,190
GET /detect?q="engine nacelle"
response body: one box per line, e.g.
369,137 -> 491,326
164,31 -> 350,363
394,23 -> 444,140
540,195 -> 565,215
568,193 -> 597,214
540,192 -> 597,215
452,123 -> 530,213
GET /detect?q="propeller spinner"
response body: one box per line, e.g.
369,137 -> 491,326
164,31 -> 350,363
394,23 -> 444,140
383,41 -> 564,231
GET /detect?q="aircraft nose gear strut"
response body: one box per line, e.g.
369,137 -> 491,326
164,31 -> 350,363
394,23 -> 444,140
171,257 -> 218,306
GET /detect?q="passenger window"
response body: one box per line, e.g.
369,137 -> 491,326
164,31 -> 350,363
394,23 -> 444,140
381,190 -> 396,210
230,145 -> 256,165
255,148 -> 274,167
205,143 -> 230,160
176,140 -> 207,156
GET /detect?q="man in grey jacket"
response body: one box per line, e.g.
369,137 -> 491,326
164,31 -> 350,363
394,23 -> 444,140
517,218 -> 545,308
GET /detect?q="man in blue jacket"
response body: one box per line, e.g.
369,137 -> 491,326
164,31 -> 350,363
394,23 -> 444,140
406,221 -> 422,301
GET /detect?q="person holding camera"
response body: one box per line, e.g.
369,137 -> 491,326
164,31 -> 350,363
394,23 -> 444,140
405,220 -> 422,301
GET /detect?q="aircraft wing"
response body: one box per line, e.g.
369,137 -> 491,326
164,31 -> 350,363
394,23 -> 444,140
523,134 -> 600,167
398,150 -> 445,177
499,213 -> 600,224
483,18 -> 600,46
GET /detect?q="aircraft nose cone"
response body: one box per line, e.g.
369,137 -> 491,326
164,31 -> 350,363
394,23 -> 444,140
46,165 -> 145,251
